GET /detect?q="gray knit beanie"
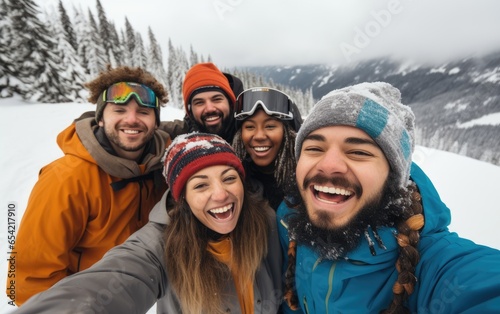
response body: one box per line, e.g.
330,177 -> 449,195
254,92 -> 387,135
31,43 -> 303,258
295,82 -> 415,190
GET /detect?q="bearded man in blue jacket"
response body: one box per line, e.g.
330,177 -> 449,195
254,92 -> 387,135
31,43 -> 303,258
278,81 -> 500,313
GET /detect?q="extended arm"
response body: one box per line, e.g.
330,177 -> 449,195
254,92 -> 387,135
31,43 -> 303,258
15,221 -> 167,314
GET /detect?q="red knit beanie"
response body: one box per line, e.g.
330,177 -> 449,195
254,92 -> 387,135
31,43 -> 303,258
162,132 -> 245,201
182,63 -> 236,114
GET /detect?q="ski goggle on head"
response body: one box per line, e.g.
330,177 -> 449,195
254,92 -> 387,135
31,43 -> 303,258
234,87 -> 294,121
102,82 -> 159,108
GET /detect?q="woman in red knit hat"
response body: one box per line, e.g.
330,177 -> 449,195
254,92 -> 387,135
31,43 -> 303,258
15,132 -> 282,314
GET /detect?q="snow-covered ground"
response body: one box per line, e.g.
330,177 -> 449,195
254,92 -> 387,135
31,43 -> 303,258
1,97 -> 499,313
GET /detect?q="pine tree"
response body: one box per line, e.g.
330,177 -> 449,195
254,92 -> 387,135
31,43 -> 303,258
6,0 -> 72,102
176,46 -> 190,106
57,0 -> 77,51
0,0 -> 15,97
72,4 -> 90,76
147,27 -> 168,87
166,39 -> 176,104
52,1 -> 87,101
109,21 -> 124,66
95,0 -> 116,66
189,45 -> 199,67
132,31 -> 147,68
166,39 -> 189,108
86,8 -> 107,76
120,29 -> 130,66
123,17 -> 136,66
1,0 -> 315,110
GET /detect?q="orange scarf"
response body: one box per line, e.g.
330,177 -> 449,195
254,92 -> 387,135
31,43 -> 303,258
207,237 -> 254,314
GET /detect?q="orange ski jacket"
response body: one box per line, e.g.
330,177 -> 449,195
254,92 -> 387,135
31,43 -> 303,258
9,113 -> 170,305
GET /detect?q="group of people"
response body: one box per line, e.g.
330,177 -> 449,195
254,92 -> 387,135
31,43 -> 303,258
8,62 -> 500,313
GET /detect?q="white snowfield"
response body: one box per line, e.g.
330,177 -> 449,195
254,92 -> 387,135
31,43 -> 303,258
0,97 -> 499,313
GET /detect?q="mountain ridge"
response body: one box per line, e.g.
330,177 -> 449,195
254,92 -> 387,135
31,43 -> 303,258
243,52 -> 500,166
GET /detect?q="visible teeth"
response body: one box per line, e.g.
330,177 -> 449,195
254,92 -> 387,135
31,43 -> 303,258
314,185 -> 352,196
123,130 -> 139,134
254,146 -> 270,152
209,204 -> 232,214
206,116 -> 219,121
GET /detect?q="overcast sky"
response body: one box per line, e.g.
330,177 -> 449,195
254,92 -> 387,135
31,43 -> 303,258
37,0 -> 500,68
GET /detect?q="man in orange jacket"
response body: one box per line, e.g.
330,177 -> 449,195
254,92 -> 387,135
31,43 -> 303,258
7,66 -> 171,306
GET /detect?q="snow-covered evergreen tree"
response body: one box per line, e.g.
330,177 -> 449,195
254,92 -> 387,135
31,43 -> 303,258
166,39 -> 175,102
57,0 -> 77,51
109,21 -> 124,66
6,0 -> 73,102
132,31 -> 147,68
189,45 -> 199,67
0,0 -> 15,97
51,1 -> 87,101
0,0 -> 313,111
72,4 -> 90,77
86,8 -> 107,76
123,17 -> 136,66
167,39 -> 189,109
147,27 -> 168,88
95,0 -> 116,67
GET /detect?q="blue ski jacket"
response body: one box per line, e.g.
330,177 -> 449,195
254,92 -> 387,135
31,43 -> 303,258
277,163 -> 500,313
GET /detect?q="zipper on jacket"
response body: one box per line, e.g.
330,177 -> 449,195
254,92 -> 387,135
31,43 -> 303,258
308,258 -> 336,314
303,296 -> 310,314
325,262 -> 337,314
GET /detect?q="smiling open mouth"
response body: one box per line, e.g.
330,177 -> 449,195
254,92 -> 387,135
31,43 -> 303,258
313,185 -> 354,204
253,146 -> 271,152
208,204 -> 234,219
123,129 -> 140,134
204,114 -> 222,122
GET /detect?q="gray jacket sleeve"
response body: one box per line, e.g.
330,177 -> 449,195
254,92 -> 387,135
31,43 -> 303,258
14,221 -> 167,314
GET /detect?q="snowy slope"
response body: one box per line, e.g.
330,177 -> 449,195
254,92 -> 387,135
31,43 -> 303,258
1,97 -> 499,313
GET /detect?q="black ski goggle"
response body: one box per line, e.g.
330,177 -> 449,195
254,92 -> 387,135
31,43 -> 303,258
234,87 -> 294,121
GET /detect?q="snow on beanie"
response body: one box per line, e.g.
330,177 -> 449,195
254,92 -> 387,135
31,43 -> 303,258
295,82 -> 415,190
162,132 -> 245,201
182,63 -> 236,115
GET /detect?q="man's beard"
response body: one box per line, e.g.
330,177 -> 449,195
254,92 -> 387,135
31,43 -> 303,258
288,182 -> 406,260
104,123 -> 154,153
199,112 -> 228,135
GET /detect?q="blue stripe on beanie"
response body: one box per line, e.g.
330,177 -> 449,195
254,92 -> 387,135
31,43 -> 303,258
401,129 -> 411,160
356,98 -> 389,139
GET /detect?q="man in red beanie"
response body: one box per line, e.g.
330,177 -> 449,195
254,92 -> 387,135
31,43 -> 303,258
161,62 -> 243,143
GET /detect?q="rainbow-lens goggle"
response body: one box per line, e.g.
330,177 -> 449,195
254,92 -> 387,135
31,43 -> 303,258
102,82 -> 158,108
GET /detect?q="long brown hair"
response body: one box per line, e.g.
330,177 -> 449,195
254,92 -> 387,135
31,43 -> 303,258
381,183 -> 424,313
164,180 -> 271,313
